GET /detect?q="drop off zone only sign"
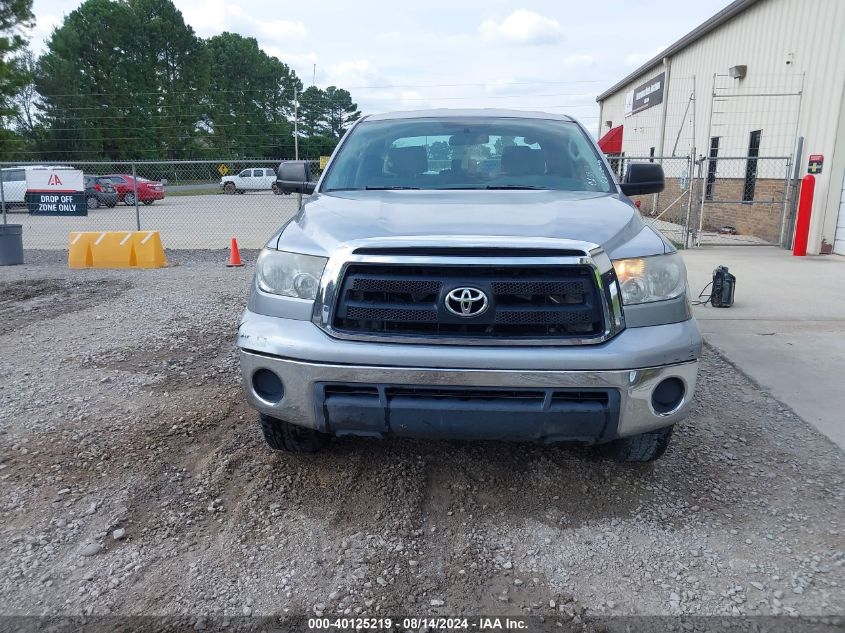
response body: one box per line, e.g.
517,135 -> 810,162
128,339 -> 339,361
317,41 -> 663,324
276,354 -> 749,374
25,168 -> 87,216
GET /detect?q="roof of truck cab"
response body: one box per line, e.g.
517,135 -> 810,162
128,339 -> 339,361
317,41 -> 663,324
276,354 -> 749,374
364,109 -> 575,122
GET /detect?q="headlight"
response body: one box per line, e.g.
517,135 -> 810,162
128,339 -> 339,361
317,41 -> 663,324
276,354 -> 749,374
256,249 -> 328,300
613,253 -> 686,305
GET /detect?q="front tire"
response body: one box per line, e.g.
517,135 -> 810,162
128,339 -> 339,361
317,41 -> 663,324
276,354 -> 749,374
223,182 -> 236,194
260,414 -> 328,453
598,425 -> 674,462
87,196 -> 100,209
272,182 -> 281,195
124,192 -> 136,206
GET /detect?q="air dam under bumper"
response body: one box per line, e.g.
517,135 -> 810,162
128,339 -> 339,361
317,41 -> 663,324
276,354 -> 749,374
238,313 -> 701,443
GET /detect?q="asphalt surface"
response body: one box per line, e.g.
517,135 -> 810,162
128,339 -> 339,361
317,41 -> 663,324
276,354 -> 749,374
8,192 -> 299,250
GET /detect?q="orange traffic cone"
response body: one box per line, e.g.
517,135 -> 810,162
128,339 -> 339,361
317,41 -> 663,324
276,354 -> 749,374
227,237 -> 244,267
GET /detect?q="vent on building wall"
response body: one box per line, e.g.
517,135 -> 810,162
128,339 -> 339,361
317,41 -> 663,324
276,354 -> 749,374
729,65 -> 747,79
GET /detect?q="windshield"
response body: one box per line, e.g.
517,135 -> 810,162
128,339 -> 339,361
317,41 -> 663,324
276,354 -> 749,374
321,117 -> 614,193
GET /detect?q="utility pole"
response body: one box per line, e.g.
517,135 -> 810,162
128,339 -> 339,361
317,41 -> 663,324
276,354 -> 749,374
312,64 -> 316,86
294,86 -> 299,160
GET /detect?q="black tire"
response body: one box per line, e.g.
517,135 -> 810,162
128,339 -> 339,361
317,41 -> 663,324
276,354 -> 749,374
598,425 -> 674,462
86,195 -> 100,209
223,182 -> 236,194
124,192 -> 136,206
260,414 -> 328,453
272,182 -> 281,195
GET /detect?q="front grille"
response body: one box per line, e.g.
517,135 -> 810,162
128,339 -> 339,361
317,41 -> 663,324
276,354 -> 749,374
331,263 -> 606,339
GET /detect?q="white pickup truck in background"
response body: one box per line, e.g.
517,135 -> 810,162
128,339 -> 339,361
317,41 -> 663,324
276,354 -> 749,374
220,167 -> 277,194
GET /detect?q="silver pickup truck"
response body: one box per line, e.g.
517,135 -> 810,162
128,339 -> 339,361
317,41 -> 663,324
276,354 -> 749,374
237,110 -> 702,462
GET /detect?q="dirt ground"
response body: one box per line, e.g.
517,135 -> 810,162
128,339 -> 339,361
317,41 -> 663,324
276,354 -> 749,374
0,251 -> 843,630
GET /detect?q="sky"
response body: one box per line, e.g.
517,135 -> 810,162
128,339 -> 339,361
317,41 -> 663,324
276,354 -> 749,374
27,0 -> 733,135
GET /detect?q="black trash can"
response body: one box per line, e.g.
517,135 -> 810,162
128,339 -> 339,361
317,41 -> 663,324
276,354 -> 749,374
0,224 -> 24,266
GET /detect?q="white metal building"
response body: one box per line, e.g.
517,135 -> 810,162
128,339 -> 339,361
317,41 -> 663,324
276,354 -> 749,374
596,0 -> 845,254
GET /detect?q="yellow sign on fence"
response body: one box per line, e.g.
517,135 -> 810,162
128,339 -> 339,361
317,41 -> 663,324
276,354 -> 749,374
319,156 -> 330,170
217,164 -> 229,176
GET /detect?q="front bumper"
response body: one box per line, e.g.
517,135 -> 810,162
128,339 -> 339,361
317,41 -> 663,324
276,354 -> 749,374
237,310 -> 702,443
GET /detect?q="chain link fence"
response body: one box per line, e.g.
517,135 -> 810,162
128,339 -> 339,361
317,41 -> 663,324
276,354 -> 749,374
1,160 -> 304,250
2,155 -> 797,251
616,154 -> 794,248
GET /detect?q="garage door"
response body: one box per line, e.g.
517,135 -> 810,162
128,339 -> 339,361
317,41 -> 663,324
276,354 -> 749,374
836,168 -> 845,255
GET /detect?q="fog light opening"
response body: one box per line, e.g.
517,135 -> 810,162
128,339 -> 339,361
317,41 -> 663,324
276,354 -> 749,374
651,377 -> 685,415
252,368 -> 284,404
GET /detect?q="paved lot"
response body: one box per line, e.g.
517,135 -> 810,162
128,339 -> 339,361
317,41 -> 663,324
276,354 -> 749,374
7,192 -> 299,250
683,246 -> 845,450
0,252 -> 842,625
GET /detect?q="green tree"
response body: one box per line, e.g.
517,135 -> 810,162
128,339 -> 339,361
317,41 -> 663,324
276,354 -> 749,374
203,32 -> 300,158
36,0 -> 207,159
0,0 -> 35,157
298,85 -> 325,137
323,86 -> 360,138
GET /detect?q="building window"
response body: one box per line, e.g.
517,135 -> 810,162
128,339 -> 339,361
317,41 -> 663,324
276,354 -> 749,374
608,152 -> 625,179
649,147 -> 655,163
743,130 -> 762,202
705,137 -> 719,200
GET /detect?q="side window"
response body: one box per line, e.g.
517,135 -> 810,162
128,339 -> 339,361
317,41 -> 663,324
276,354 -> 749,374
238,169 -> 251,177
3,169 -> 26,182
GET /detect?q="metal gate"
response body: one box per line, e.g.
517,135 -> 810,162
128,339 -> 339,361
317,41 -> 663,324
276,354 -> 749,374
619,153 -> 796,248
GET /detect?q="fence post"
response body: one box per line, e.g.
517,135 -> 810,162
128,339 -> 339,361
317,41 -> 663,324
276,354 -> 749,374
1,173 -> 6,226
131,162 -> 141,230
682,151 -> 697,248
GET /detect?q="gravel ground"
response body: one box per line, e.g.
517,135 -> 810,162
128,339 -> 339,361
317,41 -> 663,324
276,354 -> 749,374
0,251 -> 843,628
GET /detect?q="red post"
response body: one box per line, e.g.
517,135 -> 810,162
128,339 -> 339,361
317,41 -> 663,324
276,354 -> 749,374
793,175 -> 815,256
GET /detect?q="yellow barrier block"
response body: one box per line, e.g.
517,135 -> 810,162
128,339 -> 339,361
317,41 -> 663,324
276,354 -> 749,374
68,232 -> 95,269
67,231 -> 167,269
132,231 -> 167,268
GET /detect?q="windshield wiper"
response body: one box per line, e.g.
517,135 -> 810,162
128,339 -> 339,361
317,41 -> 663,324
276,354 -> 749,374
365,186 -> 420,190
485,185 -> 548,190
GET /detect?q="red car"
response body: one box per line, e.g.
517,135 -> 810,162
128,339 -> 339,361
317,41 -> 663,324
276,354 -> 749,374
102,174 -> 166,205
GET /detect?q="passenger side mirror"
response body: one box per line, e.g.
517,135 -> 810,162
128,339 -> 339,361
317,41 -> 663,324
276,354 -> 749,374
620,163 -> 664,196
277,161 -> 317,194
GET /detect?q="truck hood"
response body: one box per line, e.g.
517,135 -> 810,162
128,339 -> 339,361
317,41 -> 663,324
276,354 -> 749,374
274,189 -> 668,258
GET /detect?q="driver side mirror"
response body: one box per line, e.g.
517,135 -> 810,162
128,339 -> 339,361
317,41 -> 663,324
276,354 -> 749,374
620,163 -> 664,196
277,161 -> 316,194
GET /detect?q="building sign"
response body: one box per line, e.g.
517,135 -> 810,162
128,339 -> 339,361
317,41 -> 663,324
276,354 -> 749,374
25,168 -> 87,216
627,72 -> 665,116
808,154 -> 824,174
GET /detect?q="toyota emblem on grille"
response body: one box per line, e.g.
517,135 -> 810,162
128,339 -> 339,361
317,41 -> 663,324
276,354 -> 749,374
445,287 -> 489,317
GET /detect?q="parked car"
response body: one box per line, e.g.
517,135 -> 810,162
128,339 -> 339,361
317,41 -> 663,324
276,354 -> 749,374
1,165 -> 76,207
238,109 -> 702,462
221,167 -> 277,194
83,175 -> 118,209
102,174 -> 165,205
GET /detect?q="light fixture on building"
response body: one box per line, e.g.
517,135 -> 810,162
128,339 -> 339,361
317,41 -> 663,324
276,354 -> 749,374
728,65 -> 747,79
605,120 -> 613,128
